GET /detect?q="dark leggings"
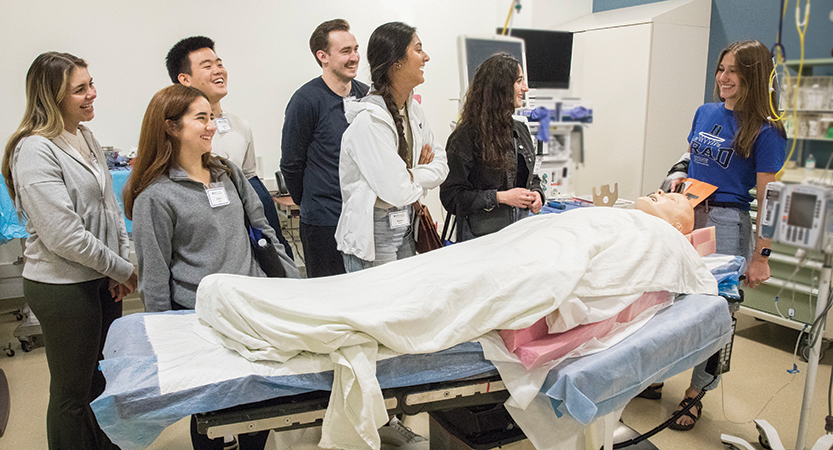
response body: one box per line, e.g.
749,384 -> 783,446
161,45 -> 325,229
24,277 -> 122,450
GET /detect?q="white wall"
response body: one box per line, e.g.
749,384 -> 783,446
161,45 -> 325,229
0,0 -> 503,181
495,0 -> 593,32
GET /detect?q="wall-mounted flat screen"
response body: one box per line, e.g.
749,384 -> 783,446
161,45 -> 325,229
499,28 -> 573,89
458,35 -> 526,97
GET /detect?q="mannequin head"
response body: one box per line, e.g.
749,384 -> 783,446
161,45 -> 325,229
634,190 -> 694,234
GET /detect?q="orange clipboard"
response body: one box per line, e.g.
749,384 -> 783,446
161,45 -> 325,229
677,178 -> 718,208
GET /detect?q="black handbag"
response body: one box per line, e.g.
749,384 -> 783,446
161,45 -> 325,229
466,204 -> 514,237
224,162 -> 287,278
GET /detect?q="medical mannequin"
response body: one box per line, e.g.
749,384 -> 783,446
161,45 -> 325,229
634,190 -> 694,235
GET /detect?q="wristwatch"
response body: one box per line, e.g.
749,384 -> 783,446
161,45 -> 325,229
760,248 -> 772,257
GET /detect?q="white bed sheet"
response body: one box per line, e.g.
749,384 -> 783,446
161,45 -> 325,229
196,208 -> 718,448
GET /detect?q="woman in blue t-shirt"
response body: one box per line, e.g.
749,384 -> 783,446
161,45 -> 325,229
656,40 -> 787,431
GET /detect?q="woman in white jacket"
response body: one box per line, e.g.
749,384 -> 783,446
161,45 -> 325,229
2,52 -> 137,450
336,21 -> 448,271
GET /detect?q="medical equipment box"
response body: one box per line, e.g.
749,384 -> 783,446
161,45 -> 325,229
429,405 -> 529,449
759,182 -> 833,251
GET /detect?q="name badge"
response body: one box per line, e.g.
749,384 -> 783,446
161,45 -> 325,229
388,209 -> 411,229
215,117 -> 233,134
206,183 -> 230,207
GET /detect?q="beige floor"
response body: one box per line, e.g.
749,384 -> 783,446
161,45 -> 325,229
2,295 -> 832,449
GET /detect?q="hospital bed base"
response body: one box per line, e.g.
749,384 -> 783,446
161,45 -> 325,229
196,373 -> 510,440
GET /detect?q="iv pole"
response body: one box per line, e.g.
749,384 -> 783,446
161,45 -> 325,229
722,248 -> 833,450
794,251 -> 830,450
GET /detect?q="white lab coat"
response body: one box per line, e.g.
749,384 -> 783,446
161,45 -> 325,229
336,93 -> 448,261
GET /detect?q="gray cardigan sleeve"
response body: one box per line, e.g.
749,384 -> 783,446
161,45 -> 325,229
132,192 -> 175,312
229,163 -> 300,279
15,138 -> 134,283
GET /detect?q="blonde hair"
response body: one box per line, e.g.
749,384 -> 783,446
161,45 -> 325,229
2,52 -> 87,202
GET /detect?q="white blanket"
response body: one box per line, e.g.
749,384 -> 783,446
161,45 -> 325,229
196,208 -> 718,449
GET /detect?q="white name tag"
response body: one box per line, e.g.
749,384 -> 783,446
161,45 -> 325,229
215,117 -> 233,134
206,183 -> 230,207
388,209 -> 411,229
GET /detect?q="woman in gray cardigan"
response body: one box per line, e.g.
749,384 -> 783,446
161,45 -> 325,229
2,52 -> 137,450
123,84 -> 298,450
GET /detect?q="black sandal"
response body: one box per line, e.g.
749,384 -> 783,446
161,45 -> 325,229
669,397 -> 703,431
635,382 -> 663,400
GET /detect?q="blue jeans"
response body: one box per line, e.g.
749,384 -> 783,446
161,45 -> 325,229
689,204 -> 751,391
342,205 -> 415,272
694,204 -> 752,259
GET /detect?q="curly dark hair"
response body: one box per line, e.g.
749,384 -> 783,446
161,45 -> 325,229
166,36 -> 216,84
457,53 -> 521,169
367,21 -> 416,167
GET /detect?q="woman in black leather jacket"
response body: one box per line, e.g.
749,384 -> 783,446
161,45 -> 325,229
440,53 -> 544,242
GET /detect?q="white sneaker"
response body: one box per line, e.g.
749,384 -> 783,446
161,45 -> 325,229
379,416 -> 427,445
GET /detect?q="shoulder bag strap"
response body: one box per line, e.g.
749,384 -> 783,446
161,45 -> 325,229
220,160 -> 255,230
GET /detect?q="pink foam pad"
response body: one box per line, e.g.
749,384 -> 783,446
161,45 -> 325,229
513,291 -> 672,369
690,227 -> 715,246
515,316 -> 617,368
694,239 -> 716,257
499,317 -> 548,352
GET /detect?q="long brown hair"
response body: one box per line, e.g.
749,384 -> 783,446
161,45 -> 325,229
3,52 -> 87,203
123,84 -> 229,219
367,21 -> 417,168
714,40 -> 786,158
457,53 -> 520,169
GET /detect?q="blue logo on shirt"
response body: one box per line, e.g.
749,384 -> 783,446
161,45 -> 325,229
690,124 -> 734,169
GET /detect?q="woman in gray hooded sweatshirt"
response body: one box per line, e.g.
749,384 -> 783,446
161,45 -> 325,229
123,84 -> 298,450
2,52 -> 137,450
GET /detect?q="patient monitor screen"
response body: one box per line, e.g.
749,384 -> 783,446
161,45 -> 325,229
788,192 -> 816,229
464,38 -> 525,84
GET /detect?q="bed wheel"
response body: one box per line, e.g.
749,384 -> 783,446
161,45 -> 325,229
758,434 -> 771,450
3,344 -> 13,357
14,312 -> 22,321
799,338 -> 829,363
19,338 -> 34,353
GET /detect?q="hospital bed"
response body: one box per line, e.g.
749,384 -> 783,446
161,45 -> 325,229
92,251 -> 741,450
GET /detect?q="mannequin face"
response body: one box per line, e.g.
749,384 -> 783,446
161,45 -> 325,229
634,190 -> 694,234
